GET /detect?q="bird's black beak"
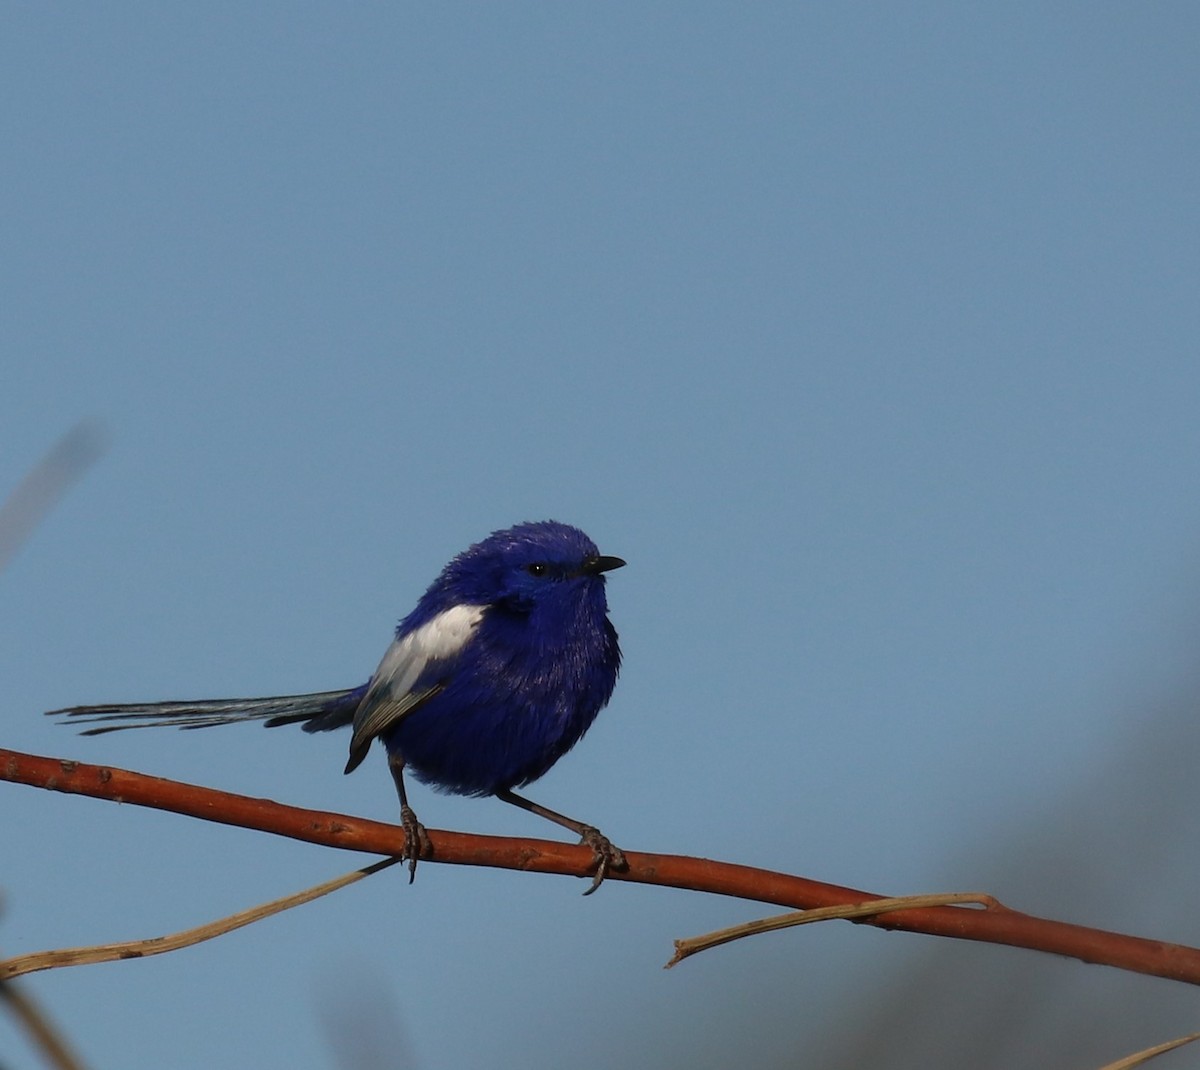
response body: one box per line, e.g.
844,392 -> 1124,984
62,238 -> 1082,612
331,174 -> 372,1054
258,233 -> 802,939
582,554 -> 626,575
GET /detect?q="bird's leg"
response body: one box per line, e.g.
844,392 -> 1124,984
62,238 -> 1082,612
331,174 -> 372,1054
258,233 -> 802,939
495,789 -> 626,895
388,752 -> 430,882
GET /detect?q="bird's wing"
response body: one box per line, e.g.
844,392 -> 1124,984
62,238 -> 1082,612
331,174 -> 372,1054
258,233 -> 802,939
346,684 -> 445,761
345,602 -> 486,772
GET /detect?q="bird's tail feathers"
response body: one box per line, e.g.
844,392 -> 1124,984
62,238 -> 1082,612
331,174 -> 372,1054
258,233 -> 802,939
49,688 -> 364,736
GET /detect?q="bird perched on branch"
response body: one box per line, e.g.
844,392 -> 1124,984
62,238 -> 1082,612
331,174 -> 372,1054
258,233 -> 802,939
50,520 -> 626,892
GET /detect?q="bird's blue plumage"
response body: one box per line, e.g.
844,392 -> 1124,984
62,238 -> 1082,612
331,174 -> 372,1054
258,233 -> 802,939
49,520 -> 626,889
376,521 -> 621,796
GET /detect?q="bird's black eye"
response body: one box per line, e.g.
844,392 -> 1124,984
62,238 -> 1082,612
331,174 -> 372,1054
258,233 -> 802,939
526,563 -> 548,577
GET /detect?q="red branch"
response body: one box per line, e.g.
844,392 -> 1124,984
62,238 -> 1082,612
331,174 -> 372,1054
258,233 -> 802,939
5,745 -> 1199,984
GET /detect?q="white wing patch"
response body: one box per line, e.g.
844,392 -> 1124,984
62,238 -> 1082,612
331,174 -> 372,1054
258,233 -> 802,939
367,602 -> 485,704
345,603 -> 487,771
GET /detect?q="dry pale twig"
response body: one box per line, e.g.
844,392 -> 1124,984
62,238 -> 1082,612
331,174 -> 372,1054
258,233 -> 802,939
0,857 -> 401,982
1096,1031 -> 1200,1070
5,746 -> 1200,986
667,892 -> 995,967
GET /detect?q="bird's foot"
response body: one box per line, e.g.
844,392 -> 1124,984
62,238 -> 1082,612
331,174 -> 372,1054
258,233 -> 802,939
578,826 -> 626,896
400,804 -> 431,883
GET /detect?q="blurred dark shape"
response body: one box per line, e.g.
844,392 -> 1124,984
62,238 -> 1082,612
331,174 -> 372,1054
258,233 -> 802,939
809,668 -> 1200,1069
0,975 -> 89,1070
604,651 -> 1200,1069
0,421 -> 107,573
318,965 -> 417,1070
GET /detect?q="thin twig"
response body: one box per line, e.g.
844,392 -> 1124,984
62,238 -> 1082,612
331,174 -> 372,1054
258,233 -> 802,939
667,893 -> 995,967
1096,1031 -> 1200,1069
0,858 -> 400,981
5,746 -> 1200,985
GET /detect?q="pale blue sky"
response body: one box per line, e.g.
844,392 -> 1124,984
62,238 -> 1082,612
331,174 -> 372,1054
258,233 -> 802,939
4,6 -> 1200,1068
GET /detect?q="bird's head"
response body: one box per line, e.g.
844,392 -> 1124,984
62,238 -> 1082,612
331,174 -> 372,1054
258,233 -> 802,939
439,520 -> 625,615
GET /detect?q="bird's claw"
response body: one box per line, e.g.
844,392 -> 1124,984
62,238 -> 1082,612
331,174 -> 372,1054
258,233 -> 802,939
400,804 -> 431,883
579,826 -> 626,896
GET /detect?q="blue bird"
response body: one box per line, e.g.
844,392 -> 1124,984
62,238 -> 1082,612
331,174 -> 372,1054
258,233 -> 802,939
50,520 -> 627,892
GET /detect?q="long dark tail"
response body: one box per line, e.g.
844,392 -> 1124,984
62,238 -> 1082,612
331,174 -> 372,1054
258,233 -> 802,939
48,685 -> 368,736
